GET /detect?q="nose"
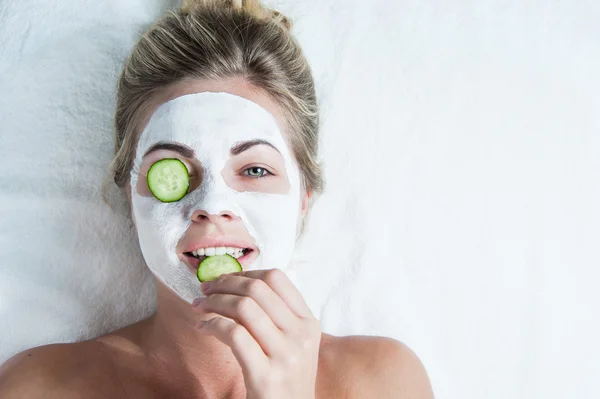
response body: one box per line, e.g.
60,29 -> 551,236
191,208 -> 238,223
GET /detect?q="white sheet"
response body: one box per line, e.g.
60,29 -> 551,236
1,1 -> 599,398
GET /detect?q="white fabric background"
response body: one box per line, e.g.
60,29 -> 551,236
1,0 -> 598,398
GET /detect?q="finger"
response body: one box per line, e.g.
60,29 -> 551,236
201,274 -> 298,331
195,293 -> 286,357
229,269 -> 314,319
198,316 -> 268,377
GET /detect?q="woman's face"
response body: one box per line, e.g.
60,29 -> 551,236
128,78 -> 309,303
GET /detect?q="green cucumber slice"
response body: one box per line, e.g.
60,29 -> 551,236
197,254 -> 242,282
147,158 -> 190,203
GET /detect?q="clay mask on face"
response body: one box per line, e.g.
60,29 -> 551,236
130,92 -> 301,303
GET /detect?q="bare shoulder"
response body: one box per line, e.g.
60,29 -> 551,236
0,341 -> 117,399
320,334 -> 434,399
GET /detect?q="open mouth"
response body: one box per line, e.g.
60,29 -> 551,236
184,247 -> 251,261
182,246 -> 255,272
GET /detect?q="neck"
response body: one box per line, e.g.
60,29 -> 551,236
138,279 -> 246,396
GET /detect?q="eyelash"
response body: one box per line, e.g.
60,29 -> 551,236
242,166 -> 273,178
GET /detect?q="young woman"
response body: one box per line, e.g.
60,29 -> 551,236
0,1 -> 433,397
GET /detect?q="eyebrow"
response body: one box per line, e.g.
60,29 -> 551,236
143,142 -> 195,158
230,139 -> 280,156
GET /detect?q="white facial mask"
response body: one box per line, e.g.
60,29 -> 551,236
130,92 -> 301,303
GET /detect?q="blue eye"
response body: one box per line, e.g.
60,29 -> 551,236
243,167 -> 272,178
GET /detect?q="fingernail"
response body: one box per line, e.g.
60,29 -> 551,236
192,297 -> 205,307
200,282 -> 212,292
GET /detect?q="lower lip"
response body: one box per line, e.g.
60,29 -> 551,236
183,251 -> 256,275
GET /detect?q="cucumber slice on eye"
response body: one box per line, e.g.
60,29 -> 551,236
147,158 -> 190,203
197,255 -> 243,282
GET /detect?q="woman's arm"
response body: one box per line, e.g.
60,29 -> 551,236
0,345 -> 90,399
343,336 -> 434,399
0,348 -> 58,398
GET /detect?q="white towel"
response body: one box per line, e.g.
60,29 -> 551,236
1,1 -> 599,398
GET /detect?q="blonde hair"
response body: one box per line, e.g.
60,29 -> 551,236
109,0 -> 323,198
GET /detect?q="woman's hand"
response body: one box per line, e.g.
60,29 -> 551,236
191,268 -> 321,399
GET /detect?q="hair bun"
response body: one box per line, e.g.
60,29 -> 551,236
179,0 -> 207,14
269,9 -> 292,31
180,0 -> 292,31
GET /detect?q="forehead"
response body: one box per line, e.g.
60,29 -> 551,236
137,91 -> 287,159
140,77 -> 288,137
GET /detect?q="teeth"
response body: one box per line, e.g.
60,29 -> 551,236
204,247 -> 215,256
190,247 -> 249,258
233,249 -> 246,259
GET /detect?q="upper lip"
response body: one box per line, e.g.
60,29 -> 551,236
180,236 -> 256,255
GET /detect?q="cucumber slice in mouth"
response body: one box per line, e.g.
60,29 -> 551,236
196,254 -> 243,282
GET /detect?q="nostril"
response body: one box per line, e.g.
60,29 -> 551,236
191,209 -> 237,222
191,209 -> 210,221
218,211 -> 236,221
